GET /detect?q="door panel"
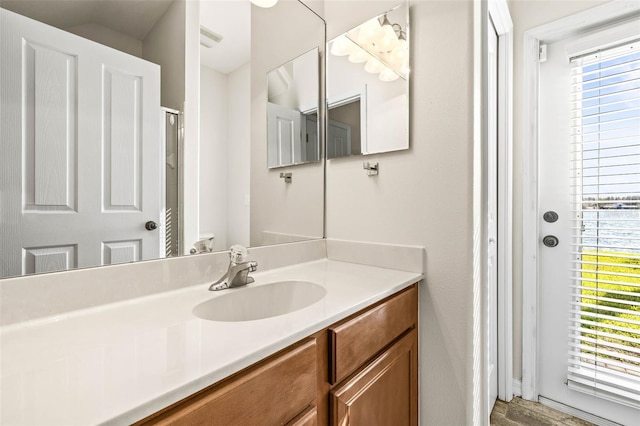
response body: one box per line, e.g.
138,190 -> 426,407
24,42 -> 77,212
0,9 -> 161,277
23,245 -> 77,275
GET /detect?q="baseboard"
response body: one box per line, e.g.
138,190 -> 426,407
538,396 -> 623,426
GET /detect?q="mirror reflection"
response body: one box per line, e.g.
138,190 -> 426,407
0,0 -> 326,279
266,48 -> 320,168
327,3 -> 409,158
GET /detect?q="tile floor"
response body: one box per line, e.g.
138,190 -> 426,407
490,398 -> 596,426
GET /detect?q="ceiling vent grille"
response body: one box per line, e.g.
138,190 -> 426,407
200,25 -> 223,48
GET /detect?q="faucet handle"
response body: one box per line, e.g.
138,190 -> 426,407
229,244 -> 249,263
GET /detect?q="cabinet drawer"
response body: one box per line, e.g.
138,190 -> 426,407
141,339 -> 317,425
329,285 -> 417,384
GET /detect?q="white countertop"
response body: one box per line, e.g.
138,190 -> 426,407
0,259 -> 422,425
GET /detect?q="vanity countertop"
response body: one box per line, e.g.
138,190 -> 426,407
0,259 -> 423,425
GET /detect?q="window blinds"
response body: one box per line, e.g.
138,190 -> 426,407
569,40 -> 640,408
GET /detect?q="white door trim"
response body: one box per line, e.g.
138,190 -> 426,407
489,0 -> 514,403
520,0 -> 640,402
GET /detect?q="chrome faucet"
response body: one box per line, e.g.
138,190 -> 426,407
209,245 -> 258,291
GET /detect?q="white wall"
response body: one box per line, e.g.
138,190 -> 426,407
227,63 -> 251,247
325,1 -> 475,424
66,23 -> 143,57
200,66 -> 229,251
198,62 -> 251,251
507,0 -> 609,382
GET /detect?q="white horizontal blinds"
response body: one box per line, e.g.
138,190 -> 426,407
569,40 -> 640,408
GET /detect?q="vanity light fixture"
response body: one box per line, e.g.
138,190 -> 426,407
330,13 -> 409,82
251,0 -> 278,8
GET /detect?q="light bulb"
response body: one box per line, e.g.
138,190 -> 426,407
379,67 -> 399,82
365,57 -> 385,73
377,23 -> 398,52
331,35 -> 354,56
348,48 -> 369,64
251,0 -> 278,8
357,18 -> 384,45
390,46 -> 408,66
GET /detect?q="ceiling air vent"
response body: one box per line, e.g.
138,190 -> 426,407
200,25 -> 223,48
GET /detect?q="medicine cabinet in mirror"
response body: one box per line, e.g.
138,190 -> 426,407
326,2 -> 409,159
0,0 -> 326,279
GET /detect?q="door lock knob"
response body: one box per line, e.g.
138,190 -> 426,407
543,211 -> 559,223
543,235 -> 559,248
145,221 -> 158,231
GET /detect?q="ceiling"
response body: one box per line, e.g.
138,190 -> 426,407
1,0 -> 251,75
1,0 -> 174,41
199,0 -> 250,74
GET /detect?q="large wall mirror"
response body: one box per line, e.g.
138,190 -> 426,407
266,48 -> 320,169
0,0 -> 326,279
326,2 -> 409,158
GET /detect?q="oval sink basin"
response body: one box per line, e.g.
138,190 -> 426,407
192,280 -> 326,322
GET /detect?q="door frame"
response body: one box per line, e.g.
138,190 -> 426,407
488,0 -> 514,404
520,1 -> 640,402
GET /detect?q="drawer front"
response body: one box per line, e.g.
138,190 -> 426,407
144,339 -> 317,425
329,285 -> 417,384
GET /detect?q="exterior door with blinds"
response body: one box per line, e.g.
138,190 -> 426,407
538,31 -> 640,425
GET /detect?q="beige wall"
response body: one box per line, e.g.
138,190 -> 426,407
142,0 -> 186,111
507,0 -> 609,382
250,0 -> 325,246
325,1 -> 475,424
67,23 -> 143,57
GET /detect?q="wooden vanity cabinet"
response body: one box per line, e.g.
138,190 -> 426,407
138,284 -> 418,426
136,339 -> 318,426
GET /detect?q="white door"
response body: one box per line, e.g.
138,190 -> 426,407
538,34 -> 640,425
327,119 -> 352,159
0,9 -> 161,277
267,102 -> 302,167
487,17 -> 499,414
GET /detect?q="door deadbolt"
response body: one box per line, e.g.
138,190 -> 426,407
145,221 -> 158,231
543,235 -> 559,248
543,211 -> 559,223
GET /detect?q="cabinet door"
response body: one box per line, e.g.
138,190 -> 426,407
330,330 -> 418,426
287,406 -> 317,426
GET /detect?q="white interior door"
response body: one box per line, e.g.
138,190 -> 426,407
1,9 -> 161,277
267,102 -> 302,167
538,35 -> 639,426
327,119 -> 352,159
